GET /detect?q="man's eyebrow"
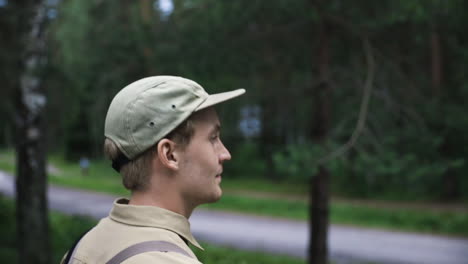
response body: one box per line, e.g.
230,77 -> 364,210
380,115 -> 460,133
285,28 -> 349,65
211,124 -> 221,134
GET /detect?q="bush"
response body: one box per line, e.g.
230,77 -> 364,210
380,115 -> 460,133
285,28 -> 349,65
271,135 -> 466,201
272,142 -> 322,182
0,195 -> 96,263
224,142 -> 267,179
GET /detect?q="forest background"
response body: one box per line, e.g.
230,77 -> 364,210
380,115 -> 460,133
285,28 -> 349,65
1,0 -> 468,263
2,0 -> 466,201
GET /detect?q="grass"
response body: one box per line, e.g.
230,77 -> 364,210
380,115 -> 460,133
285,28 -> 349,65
0,195 -> 96,263
221,178 -> 309,195
1,149 -> 468,238
202,194 -> 468,237
0,149 -> 14,174
49,156 -> 130,196
195,243 -> 305,264
0,196 -> 304,264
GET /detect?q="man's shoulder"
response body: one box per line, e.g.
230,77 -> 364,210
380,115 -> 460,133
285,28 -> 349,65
120,251 -> 202,264
69,217 -> 200,263
61,251 -> 202,264
84,216 -> 188,246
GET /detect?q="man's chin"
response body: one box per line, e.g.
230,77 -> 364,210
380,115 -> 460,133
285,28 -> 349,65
205,189 -> 222,204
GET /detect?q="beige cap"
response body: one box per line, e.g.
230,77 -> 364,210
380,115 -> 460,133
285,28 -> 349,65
104,76 -> 245,160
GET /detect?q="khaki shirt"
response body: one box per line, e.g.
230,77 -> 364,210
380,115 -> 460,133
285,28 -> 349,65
62,198 -> 204,264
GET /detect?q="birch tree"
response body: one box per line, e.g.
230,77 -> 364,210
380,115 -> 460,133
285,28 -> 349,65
14,0 -> 50,263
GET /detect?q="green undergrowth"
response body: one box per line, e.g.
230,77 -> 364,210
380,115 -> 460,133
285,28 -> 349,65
0,195 -> 96,263
0,149 -> 14,174
195,243 -> 305,264
0,196 -> 304,264
202,194 -> 468,237
48,155 -> 130,196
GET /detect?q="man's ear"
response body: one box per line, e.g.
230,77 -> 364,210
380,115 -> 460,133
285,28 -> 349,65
157,139 -> 179,170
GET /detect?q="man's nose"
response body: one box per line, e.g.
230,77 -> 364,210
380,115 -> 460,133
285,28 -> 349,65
219,142 -> 231,163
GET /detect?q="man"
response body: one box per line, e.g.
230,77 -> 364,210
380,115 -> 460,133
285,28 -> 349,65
62,76 -> 245,264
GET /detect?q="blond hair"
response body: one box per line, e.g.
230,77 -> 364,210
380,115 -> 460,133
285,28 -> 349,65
104,118 -> 194,191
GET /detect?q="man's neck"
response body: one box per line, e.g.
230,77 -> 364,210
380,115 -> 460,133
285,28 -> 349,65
129,191 -> 195,218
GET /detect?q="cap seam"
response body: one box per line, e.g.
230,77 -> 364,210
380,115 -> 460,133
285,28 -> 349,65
124,81 -> 170,158
104,134 -> 131,159
124,99 -> 138,158
127,80 -> 207,157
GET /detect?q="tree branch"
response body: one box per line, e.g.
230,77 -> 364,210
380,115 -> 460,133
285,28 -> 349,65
317,37 -> 375,164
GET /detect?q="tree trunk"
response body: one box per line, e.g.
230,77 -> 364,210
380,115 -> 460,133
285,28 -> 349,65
310,165 -> 330,264
308,17 -> 332,264
430,25 -> 458,200
14,1 -> 50,263
139,0 -> 157,75
259,46 -> 287,181
430,26 -> 442,97
139,0 -> 152,23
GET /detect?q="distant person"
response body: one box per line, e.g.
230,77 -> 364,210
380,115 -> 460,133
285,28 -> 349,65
61,76 -> 245,263
79,156 -> 90,176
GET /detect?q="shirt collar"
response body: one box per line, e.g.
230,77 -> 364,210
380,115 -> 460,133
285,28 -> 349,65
109,198 -> 203,250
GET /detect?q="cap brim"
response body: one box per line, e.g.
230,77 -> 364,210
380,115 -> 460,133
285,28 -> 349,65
195,88 -> 245,111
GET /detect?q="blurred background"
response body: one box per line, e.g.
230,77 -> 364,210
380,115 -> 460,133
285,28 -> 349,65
1,0 -> 468,264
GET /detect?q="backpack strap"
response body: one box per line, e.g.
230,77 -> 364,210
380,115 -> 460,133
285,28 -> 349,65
106,241 -> 193,264
64,228 -> 92,264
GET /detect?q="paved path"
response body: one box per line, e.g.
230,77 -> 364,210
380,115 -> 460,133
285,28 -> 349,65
1,171 -> 468,264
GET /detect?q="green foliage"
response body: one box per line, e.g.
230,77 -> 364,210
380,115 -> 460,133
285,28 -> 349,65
196,243 -> 304,264
3,0 -> 468,201
203,194 -> 308,220
224,142 -> 267,179
50,214 -> 96,263
332,134 -> 466,200
331,203 -> 468,236
48,155 -> 129,196
221,178 -> 309,195
271,125 -> 467,201
272,143 -> 321,181
0,196 -> 17,263
0,195 -> 96,263
0,149 -> 15,174
51,0 -> 158,158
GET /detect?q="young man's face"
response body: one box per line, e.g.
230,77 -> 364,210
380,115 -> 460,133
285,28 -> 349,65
177,107 -> 231,206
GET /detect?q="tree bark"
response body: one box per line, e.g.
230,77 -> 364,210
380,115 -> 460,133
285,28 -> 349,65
139,0 -> 152,23
139,0 -> 157,75
259,45 -> 287,180
430,26 -> 442,97
14,1 -> 50,263
429,25 -> 458,200
310,165 -> 330,264
309,17 -> 332,264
